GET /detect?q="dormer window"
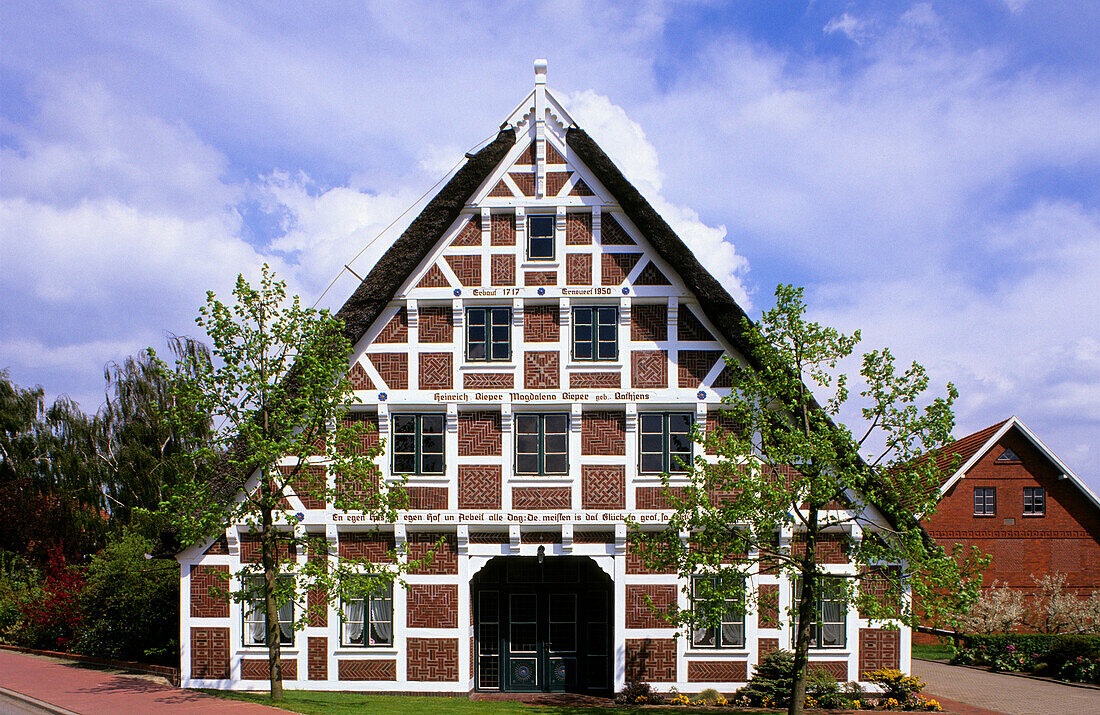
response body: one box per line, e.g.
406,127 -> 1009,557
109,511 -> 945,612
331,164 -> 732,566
528,215 -> 555,260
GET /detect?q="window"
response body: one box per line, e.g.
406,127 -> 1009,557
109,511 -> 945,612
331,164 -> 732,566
639,412 -> 693,474
792,576 -> 847,648
691,575 -> 745,648
527,215 -> 555,260
572,306 -> 618,361
515,413 -> 568,475
996,447 -> 1022,462
466,307 -> 511,361
392,414 -> 444,475
974,486 -> 996,516
342,580 -> 393,647
243,576 -> 294,646
1023,486 -> 1045,516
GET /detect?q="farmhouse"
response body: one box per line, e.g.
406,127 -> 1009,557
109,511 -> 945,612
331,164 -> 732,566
176,62 -> 909,694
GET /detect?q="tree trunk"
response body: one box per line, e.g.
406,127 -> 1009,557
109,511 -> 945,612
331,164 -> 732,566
262,501 -> 284,700
789,512 -> 819,715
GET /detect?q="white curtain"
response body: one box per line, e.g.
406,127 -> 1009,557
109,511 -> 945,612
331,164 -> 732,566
370,595 -> 393,645
278,598 -> 294,641
822,599 -> 846,646
248,603 -> 266,644
345,600 -> 365,643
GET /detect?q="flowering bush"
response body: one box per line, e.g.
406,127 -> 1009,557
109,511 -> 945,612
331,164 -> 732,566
616,680 -> 661,705
18,547 -> 84,650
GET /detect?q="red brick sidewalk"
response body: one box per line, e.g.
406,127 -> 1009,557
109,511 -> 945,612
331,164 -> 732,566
0,650 -> 279,714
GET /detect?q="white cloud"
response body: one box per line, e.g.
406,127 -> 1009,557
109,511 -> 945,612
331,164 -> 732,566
823,13 -> 873,45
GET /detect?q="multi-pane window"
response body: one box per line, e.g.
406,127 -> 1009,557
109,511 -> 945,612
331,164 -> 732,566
515,413 -> 568,475
691,576 -> 745,648
467,307 -> 511,361
792,576 -> 847,648
342,581 -> 394,647
974,486 -> 996,516
528,215 -> 555,260
243,576 -> 294,646
392,414 -> 444,475
1023,486 -> 1045,516
639,413 -> 693,474
572,307 -> 618,361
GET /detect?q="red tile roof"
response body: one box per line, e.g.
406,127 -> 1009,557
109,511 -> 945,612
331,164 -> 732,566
927,419 -> 1010,487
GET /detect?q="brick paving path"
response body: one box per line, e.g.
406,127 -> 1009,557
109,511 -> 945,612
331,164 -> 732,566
0,650 -> 279,714
914,659 -> 1100,715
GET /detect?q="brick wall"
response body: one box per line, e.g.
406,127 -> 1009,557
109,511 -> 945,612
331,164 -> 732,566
407,532 -> 458,575
348,361 -> 374,390
678,307 -> 714,341
190,565 -> 229,618
581,411 -> 625,455
758,584 -> 779,628
524,351 -> 560,389
631,303 -> 667,341
631,350 -> 667,388
338,659 -> 397,681
491,254 -> 515,286
444,255 -> 480,286
524,271 -> 556,286
625,638 -> 676,682
582,465 -> 625,509
375,308 -> 408,343
239,534 -> 296,564
407,638 -> 459,681
406,486 -> 448,510
790,532 -> 850,564
369,353 -> 407,390
566,212 -> 591,244
566,253 -> 591,284
491,214 -> 514,246
601,214 -> 635,245
407,584 -> 459,628
679,350 -> 724,388
418,306 -> 453,343
308,636 -> 327,680
458,410 -> 502,456
464,372 -> 513,389
570,372 -> 620,389
417,265 -> 450,288
524,304 -> 559,342
418,353 -> 453,390
190,627 -> 229,679
513,487 -> 571,510
459,465 -> 502,509
626,584 -> 676,629
859,628 -> 900,674
688,660 -> 748,682
241,658 -> 297,680
339,532 -> 395,561
602,253 -> 641,285
450,214 -> 481,246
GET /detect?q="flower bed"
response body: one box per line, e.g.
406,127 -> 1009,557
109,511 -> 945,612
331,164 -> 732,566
952,633 -> 1100,684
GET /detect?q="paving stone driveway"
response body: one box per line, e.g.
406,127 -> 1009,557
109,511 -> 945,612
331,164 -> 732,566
914,659 -> 1100,715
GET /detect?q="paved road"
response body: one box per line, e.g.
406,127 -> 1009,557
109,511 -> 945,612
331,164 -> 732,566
914,659 -> 1100,715
0,650 -> 279,715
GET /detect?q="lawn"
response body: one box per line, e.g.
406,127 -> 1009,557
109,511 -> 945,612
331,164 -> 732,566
202,690 -> 784,714
911,643 -> 955,661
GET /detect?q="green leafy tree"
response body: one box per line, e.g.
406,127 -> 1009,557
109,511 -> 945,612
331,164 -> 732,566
632,285 -> 985,715
153,265 -> 411,699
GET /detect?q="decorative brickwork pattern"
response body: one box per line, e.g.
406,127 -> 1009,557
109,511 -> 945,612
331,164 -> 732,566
632,350 -> 668,388
418,306 -> 453,343
459,465 -> 502,509
565,253 -> 592,285
688,660 -> 748,682
631,303 -> 667,342
407,584 -> 459,628
375,308 -> 408,343
858,569 -> 902,619
190,565 -> 229,618
340,412 -> 380,455
524,304 -> 559,342
489,180 -> 514,197
338,659 -> 396,681
509,172 -> 535,196
489,254 -> 516,286
451,215 -> 482,246
601,214 -> 636,245
524,271 -> 556,286
679,350 -> 724,389
444,255 -> 481,287
566,212 -> 592,245
516,142 -> 537,165
407,487 -> 448,510
308,636 -> 327,680
712,363 -> 733,388
348,361 -> 375,390
469,531 -> 509,543
859,628 -> 900,673
308,584 -> 327,627
546,171 -> 571,196
521,531 -> 562,544
635,486 -> 686,510
791,532 -> 850,564
204,534 -> 229,555
524,351 -> 560,389
570,372 -> 621,389
239,533 -> 295,564
678,306 -> 715,341
705,410 -> 740,455
190,627 -> 229,679
491,214 -> 515,246
581,411 -> 626,455
418,353 -> 453,390
758,584 -> 780,628
626,536 -> 678,574
814,661 -> 850,682
636,261 -> 671,285
407,532 -> 458,575
368,353 -> 407,390
339,532 -> 395,561
463,372 -> 513,389
602,252 -> 642,285
407,638 -> 459,682
282,464 -> 326,510
570,178 -> 594,196
458,410 -> 502,456
417,264 -> 450,288
626,584 -> 676,629
625,638 -> 676,683
242,658 -> 297,680
573,530 -> 616,543
512,487 -> 572,510
582,465 -> 625,509
759,638 -> 780,657
545,142 -> 567,165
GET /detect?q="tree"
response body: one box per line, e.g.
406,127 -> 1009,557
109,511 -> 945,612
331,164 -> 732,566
153,265 -> 409,699
632,285 -> 985,715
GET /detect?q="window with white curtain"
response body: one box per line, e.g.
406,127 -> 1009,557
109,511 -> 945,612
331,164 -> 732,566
342,580 -> 393,647
690,575 -> 745,648
243,575 -> 294,646
792,576 -> 847,649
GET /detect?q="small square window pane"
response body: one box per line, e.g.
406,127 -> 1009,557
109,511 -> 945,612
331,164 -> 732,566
468,342 -> 486,360
641,454 -> 663,473
545,434 -> 567,453
669,414 -> 692,433
421,434 -> 443,453
393,415 -> 416,433
517,433 -> 539,453
421,454 -> 444,474
640,414 -> 663,432
545,454 -> 568,474
516,454 -> 539,474
574,341 -> 592,360
545,414 -> 568,433
393,434 -> 416,453
529,215 -> 554,237
422,415 -> 444,433
641,433 -> 663,452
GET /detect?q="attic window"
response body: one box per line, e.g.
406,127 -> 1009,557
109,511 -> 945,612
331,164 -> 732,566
528,215 -> 555,260
996,448 -> 1022,462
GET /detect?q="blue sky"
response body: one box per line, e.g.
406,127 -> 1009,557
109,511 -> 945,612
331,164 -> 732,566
2,1 -> 1098,490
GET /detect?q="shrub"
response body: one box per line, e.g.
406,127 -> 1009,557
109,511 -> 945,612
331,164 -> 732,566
695,687 -> 722,704
616,680 -> 662,705
863,667 -> 925,701
18,546 -> 85,650
0,551 -> 41,643
733,649 -> 795,707
953,633 -> 1100,682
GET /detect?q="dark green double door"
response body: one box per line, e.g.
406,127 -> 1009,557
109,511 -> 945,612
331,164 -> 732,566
473,556 -> 611,694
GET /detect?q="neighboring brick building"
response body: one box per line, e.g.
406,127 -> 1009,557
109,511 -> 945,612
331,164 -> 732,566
923,416 -> 1100,597
176,62 -> 909,695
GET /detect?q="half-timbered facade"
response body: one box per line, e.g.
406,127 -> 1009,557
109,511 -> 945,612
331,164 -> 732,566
176,62 -> 908,695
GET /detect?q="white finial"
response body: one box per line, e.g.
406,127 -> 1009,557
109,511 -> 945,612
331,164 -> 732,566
534,59 -> 547,85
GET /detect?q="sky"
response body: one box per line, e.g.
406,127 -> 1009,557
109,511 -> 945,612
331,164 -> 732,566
2,1 -> 1098,491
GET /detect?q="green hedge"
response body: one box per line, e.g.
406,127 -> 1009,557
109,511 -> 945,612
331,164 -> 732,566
961,633 -> 1100,657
